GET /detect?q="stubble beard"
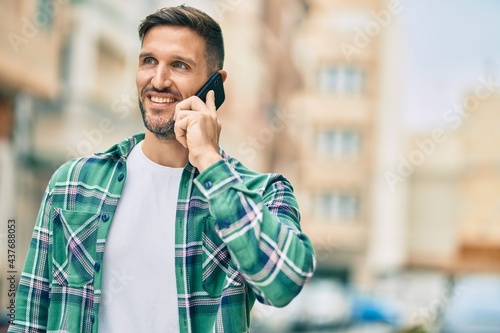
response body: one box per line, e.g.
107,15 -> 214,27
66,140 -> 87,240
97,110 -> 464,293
138,98 -> 176,141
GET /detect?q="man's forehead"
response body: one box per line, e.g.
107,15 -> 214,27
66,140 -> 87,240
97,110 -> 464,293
142,25 -> 202,43
141,27 -> 202,50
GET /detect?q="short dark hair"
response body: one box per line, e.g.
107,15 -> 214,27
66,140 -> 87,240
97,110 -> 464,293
138,5 -> 224,76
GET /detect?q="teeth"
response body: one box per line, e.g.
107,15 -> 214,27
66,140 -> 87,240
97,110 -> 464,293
151,96 -> 175,103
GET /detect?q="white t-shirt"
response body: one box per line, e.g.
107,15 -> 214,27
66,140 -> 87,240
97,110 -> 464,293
98,142 -> 183,333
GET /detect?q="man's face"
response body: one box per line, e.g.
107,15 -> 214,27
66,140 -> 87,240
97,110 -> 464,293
136,25 -> 209,139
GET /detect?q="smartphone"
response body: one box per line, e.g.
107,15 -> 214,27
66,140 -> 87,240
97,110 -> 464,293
195,71 -> 225,110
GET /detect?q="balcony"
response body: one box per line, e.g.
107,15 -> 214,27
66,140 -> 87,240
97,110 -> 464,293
0,1 -> 66,98
297,158 -> 371,189
289,93 -> 374,125
302,219 -> 367,254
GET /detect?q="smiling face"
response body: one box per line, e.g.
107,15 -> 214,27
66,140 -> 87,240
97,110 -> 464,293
136,25 -> 209,140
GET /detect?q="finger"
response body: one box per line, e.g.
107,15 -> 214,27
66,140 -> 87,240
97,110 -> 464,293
174,117 -> 188,148
175,97 -> 191,113
174,110 -> 195,122
206,90 -> 216,113
176,95 -> 208,113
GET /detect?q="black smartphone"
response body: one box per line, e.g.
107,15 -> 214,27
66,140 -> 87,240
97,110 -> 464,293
195,71 -> 225,110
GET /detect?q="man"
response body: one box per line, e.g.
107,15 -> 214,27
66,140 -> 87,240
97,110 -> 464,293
9,5 -> 315,333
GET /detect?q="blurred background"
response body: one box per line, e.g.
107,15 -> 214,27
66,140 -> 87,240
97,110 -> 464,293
2,0 -> 500,332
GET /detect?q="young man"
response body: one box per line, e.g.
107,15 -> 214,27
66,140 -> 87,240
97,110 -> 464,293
9,5 -> 315,333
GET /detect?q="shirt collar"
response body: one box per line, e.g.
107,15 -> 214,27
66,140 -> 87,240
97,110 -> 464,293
94,132 -> 230,172
94,132 -> 145,159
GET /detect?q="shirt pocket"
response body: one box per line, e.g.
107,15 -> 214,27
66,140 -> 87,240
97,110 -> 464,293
202,217 -> 244,297
51,208 -> 100,287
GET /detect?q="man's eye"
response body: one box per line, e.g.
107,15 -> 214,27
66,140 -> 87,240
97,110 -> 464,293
173,62 -> 187,69
144,57 -> 156,65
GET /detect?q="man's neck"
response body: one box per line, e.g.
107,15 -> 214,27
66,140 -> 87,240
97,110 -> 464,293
141,131 -> 189,168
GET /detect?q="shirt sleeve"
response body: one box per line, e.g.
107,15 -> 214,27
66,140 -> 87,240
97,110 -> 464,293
194,159 -> 316,307
8,179 -> 55,332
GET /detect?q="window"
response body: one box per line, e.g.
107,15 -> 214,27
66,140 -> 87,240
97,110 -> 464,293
317,129 -> 361,158
93,39 -> 126,103
315,192 -> 359,220
36,0 -> 54,28
318,66 -> 364,94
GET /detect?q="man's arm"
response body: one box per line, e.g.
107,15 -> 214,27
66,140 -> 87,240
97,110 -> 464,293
175,90 -> 315,306
194,160 -> 316,307
8,181 -> 54,332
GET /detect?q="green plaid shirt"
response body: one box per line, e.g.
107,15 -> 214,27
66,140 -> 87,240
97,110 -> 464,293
9,133 -> 315,333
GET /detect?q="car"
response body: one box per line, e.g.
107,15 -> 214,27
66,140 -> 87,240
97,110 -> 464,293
439,274 -> 500,333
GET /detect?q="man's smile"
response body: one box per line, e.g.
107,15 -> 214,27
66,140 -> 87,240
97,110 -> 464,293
150,96 -> 176,104
145,90 -> 182,108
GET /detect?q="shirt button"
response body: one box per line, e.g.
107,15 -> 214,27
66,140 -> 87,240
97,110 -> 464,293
117,173 -> 125,181
220,220 -> 231,228
90,314 -> 95,323
101,214 -> 110,222
204,181 -> 213,189
94,262 -> 101,272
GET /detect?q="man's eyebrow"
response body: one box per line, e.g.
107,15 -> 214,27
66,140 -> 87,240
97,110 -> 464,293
139,52 -> 154,59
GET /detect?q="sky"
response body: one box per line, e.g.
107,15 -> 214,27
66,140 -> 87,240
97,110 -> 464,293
400,0 -> 500,131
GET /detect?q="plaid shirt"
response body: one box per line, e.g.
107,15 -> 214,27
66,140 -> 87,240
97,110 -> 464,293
9,133 -> 316,333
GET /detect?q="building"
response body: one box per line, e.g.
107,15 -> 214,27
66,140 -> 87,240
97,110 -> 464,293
408,92 -> 500,274
0,0 -> 67,311
215,0 -> 406,286
285,0 -> 405,286
189,0 -> 305,173
213,0 -> 277,172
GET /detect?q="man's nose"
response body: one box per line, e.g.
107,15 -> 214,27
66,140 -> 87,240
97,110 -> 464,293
151,65 -> 173,90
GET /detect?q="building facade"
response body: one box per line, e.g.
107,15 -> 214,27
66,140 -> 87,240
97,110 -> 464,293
408,93 -> 500,274
285,0 -> 405,285
0,0 -> 67,312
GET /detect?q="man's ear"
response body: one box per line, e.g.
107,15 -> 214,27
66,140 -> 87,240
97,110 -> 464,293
218,70 -> 227,83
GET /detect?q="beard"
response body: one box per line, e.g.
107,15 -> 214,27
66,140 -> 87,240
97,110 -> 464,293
139,99 -> 176,140
138,87 -> 182,140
